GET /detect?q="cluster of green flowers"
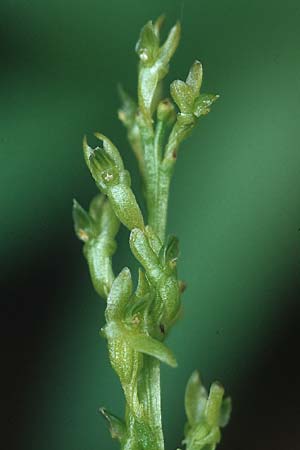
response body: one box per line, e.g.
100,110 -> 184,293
73,16 -> 230,450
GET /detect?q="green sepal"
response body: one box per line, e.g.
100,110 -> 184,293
83,135 -> 93,170
158,21 -> 181,67
205,382 -> 224,427
72,199 -> 95,242
170,60 -> 202,114
94,132 -> 124,169
106,267 -> 133,322
218,397 -> 232,428
135,21 -> 159,65
186,60 -> 203,96
170,80 -> 195,114
100,407 -> 126,441
193,94 -> 219,118
185,370 -> 208,427
153,14 -> 165,36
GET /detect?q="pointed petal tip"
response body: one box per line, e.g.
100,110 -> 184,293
94,131 -> 104,141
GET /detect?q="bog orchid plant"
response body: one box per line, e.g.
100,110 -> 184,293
73,16 -> 231,450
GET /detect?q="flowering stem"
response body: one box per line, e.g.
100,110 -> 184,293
124,358 -> 164,450
73,15 -> 231,450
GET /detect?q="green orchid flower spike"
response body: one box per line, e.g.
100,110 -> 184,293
73,15 -> 230,450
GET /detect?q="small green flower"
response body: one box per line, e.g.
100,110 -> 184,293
183,371 -> 231,450
73,194 -> 119,299
136,18 -> 181,120
83,134 -> 144,231
171,60 -> 219,118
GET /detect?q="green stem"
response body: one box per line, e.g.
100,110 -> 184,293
127,115 -> 172,450
152,120 -> 169,241
156,168 -> 172,242
123,358 -> 164,450
138,116 -> 157,229
144,117 -> 173,242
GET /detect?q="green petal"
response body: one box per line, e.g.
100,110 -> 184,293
158,21 -> 181,67
219,396 -> 232,427
193,93 -> 219,118
186,60 -> 203,96
185,370 -> 208,426
170,80 -> 195,113
205,382 -> 224,427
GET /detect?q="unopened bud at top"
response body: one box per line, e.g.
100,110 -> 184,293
157,99 -> 176,125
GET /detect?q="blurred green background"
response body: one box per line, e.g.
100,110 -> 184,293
1,1 -> 300,449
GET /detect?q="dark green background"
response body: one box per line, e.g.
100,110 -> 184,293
1,1 -> 300,449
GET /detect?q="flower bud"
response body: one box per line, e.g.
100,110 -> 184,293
157,99 -> 176,126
